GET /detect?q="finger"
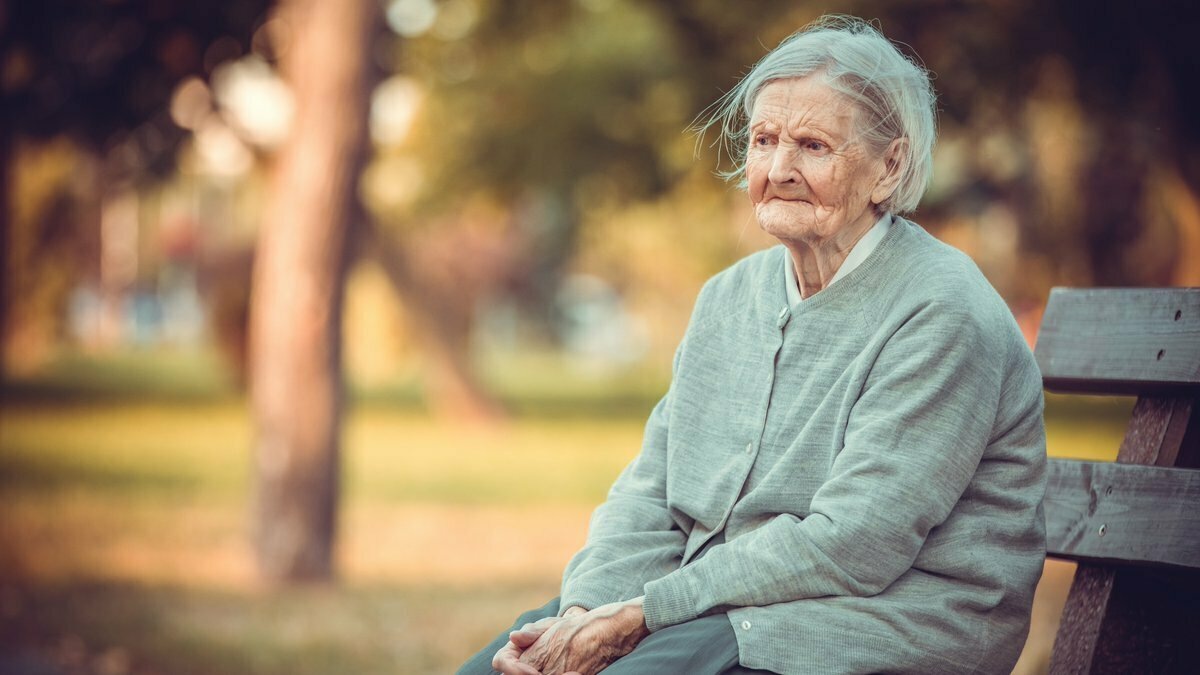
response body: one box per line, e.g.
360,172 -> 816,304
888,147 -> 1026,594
509,624 -> 553,647
514,617 -> 555,635
492,642 -> 542,675
510,618 -> 558,648
520,619 -> 554,631
510,626 -> 535,646
509,630 -> 540,648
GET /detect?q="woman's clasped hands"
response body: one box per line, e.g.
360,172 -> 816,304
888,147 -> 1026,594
492,597 -> 650,675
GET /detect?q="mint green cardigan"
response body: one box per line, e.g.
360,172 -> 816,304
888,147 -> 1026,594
560,218 -> 1047,674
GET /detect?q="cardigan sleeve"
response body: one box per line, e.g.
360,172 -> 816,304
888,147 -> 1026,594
558,356 -> 688,613
641,300 -> 1030,630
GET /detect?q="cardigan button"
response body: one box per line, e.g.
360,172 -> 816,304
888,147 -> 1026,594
741,620 -> 752,630
744,442 -> 753,454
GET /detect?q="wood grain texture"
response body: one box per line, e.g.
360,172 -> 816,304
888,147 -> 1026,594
1049,566 -> 1116,674
1035,288 -> 1200,394
1115,397 -> 1196,467
1045,459 -> 1200,568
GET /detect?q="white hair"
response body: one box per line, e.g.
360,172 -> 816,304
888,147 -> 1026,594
697,15 -> 937,215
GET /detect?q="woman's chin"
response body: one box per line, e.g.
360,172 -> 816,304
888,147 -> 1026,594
756,212 -> 818,243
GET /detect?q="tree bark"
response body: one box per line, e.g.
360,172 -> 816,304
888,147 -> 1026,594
248,0 -> 378,583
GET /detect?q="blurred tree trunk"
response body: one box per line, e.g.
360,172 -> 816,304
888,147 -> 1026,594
0,126 -> 11,376
249,0 -> 379,583
358,218 -> 506,423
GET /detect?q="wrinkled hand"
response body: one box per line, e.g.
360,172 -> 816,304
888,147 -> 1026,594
492,607 -> 588,675
518,598 -> 650,675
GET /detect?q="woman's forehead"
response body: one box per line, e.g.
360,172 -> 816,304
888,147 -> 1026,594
750,76 -> 858,130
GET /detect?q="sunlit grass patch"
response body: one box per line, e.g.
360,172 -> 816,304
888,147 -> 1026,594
0,402 -> 252,500
344,408 -> 642,506
1,347 -> 238,404
0,402 -> 636,589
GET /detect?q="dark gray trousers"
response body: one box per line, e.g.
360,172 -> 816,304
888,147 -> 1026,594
457,597 -> 773,675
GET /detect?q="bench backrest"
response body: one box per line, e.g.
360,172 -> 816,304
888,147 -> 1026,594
1034,287 -> 1200,673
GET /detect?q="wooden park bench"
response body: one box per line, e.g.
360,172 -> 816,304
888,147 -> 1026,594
1034,288 -> 1200,673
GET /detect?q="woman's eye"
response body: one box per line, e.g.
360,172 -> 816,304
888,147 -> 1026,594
754,135 -> 772,146
805,140 -> 827,152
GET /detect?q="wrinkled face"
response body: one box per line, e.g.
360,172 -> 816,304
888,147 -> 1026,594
746,75 -> 892,245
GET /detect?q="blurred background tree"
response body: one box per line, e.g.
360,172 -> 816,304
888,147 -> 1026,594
364,0 -> 1200,405
0,0 -> 271,372
248,0 -> 380,583
6,0 -> 1198,394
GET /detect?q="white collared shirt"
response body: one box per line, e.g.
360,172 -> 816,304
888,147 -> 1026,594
785,213 -> 892,308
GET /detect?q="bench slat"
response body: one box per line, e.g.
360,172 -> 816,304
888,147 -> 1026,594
1035,288 -> 1200,394
1046,459 -> 1200,569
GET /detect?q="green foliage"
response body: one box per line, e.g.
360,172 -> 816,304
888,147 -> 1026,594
1,0 -> 271,168
403,1 -> 673,204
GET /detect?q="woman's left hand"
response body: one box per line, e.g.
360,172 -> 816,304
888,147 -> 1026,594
517,597 -> 650,675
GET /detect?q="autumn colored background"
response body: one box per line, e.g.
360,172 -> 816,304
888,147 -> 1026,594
1,0 -> 1197,673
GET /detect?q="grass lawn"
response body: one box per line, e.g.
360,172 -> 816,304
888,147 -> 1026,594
0,355 -> 1133,674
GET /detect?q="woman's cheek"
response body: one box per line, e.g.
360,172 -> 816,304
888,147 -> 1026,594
746,161 -> 767,203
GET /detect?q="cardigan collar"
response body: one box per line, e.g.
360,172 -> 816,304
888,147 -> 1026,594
760,216 -> 911,324
784,213 -> 893,309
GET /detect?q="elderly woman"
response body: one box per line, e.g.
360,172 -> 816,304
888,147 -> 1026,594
460,16 -> 1045,675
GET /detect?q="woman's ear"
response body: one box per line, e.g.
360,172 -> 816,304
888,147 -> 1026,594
870,137 -> 907,206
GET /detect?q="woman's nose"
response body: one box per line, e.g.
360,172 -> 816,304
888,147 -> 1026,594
767,145 -> 799,184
